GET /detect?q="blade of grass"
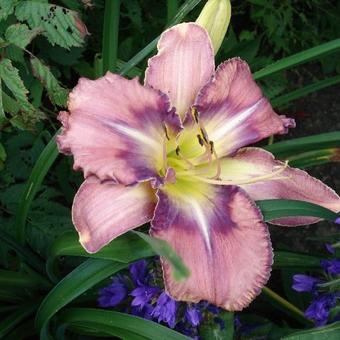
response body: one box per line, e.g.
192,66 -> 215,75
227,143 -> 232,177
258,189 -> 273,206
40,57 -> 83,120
133,231 -> 190,281
35,259 -> 128,337
254,38 -> 340,80
59,308 -> 190,340
167,0 -> 179,24
286,148 -> 339,169
264,132 -> 340,159
272,75 -> 340,108
0,303 -> 39,339
273,251 -> 322,269
282,321 -> 340,339
257,199 -> 338,222
102,0 -> 121,74
0,229 -> 45,273
118,0 -> 202,75
14,131 -> 59,245
262,287 -> 312,326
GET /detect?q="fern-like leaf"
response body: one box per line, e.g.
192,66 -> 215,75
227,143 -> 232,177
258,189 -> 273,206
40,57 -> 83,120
30,57 -> 69,107
0,0 -> 15,21
15,1 -> 88,49
5,23 -> 41,49
0,59 -> 44,129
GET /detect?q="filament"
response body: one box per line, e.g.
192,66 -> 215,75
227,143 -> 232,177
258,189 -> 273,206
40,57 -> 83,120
193,161 -> 290,186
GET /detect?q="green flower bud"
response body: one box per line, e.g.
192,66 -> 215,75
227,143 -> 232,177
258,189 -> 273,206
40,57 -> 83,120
196,0 -> 231,55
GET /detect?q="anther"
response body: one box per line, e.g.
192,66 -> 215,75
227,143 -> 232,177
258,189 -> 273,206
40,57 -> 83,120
163,124 -> 170,141
175,146 -> 194,169
197,134 -> 204,146
191,107 -> 199,123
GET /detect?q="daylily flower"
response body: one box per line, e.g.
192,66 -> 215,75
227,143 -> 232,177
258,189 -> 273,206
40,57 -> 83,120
57,23 -> 340,311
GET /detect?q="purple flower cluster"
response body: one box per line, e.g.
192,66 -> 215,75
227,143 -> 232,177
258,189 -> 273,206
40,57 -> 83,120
292,246 -> 340,326
98,259 -> 226,337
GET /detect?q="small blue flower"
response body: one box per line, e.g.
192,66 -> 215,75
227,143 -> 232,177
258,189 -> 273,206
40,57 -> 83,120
325,243 -> 336,255
151,292 -> 178,328
129,259 -> 148,286
131,304 -> 154,320
335,217 -> 340,225
292,274 -> 321,293
320,259 -> 340,275
98,277 -> 128,308
206,304 -> 220,315
130,285 -> 160,309
185,305 -> 202,327
305,293 -> 338,326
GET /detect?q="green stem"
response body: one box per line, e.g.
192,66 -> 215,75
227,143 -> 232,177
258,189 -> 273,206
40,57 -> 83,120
167,0 -> 178,24
262,286 -> 312,326
102,0 -> 121,74
318,278 -> 340,289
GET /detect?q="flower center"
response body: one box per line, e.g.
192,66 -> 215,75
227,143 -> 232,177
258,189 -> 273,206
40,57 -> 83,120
160,108 -> 289,187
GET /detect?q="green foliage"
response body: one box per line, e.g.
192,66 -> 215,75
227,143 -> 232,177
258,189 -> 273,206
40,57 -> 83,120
30,57 -> 68,106
0,58 -> 42,129
59,308 -> 190,339
0,0 -> 15,21
15,1 -> 87,49
35,259 -> 128,336
282,321 -> 340,339
5,23 -> 41,49
133,231 -> 190,281
257,199 -> 338,222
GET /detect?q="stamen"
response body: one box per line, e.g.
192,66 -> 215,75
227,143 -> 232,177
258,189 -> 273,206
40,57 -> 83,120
163,124 -> 170,141
175,146 -> 194,169
162,138 -> 168,174
191,106 -> 221,177
197,134 -> 204,146
209,141 -> 221,180
194,161 -> 289,186
191,107 -> 199,123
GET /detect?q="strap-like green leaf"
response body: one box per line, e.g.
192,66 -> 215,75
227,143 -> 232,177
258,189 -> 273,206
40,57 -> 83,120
14,131 -> 59,244
0,229 -> 45,273
257,199 -> 338,222
261,287 -> 312,326
286,149 -> 339,169
272,75 -> 340,108
133,231 -> 190,281
0,304 -> 38,339
265,132 -> 340,159
49,231 -> 154,262
15,1 -> 87,49
0,269 -> 41,289
35,259 -> 128,336
282,321 -> 340,339
253,38 -> 340,80
273,251 -> 322,269
58,308 -> 190,340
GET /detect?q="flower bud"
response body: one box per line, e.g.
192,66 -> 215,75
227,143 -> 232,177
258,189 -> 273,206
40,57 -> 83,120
196,0 -> 231,55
